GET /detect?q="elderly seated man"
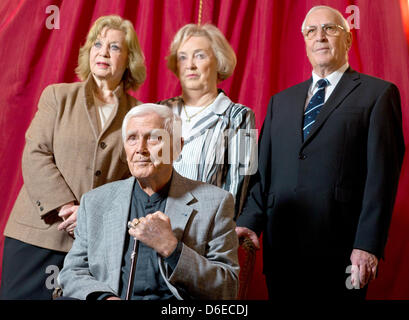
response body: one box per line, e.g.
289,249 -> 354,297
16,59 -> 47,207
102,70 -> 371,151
57,103 -> 239,300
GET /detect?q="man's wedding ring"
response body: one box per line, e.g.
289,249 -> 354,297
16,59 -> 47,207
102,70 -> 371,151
127,219 -> 140,229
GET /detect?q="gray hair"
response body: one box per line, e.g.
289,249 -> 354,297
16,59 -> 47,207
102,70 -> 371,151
121,103 -> 181,141
166,24 -> 237,81
301,5 -> 351,32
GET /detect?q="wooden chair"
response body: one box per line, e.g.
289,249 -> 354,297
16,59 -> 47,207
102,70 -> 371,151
237,236 -> 257,300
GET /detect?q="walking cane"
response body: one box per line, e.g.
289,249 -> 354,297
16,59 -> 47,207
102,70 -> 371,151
126,220 -> 139,300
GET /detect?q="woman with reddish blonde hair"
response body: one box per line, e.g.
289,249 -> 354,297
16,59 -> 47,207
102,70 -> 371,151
1,15 -> 146,300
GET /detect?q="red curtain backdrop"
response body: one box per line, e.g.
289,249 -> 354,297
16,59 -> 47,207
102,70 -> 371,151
0,0 -> 408,299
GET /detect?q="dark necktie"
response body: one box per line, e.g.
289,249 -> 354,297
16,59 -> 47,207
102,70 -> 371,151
303,78 -> 329,140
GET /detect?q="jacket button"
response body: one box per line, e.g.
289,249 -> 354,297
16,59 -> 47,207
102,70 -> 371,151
36,200 -> 41,206
100,142 -> 107,149
39,206 -> 44,211
299,153 -> 307,160
95,170 -> 102,176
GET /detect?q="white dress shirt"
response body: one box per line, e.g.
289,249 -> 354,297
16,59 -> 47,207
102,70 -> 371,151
305,62 -> 349,110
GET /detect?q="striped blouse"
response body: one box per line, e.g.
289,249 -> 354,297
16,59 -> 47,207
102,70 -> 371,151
159,91 -> 257,218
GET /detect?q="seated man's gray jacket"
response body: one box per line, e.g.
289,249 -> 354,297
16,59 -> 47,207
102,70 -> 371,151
58,171 -> 239,300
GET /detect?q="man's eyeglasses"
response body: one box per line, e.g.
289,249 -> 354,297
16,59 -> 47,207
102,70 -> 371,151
302,23 -> 346,40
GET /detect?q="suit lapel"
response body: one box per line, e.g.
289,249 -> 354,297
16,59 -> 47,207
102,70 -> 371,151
290,80 -> 312,147
302,68 -> 361,146
98,83 -> 125,139
164,171 -> 195,241
81,75 -> 100,139
103,177 -> 135,287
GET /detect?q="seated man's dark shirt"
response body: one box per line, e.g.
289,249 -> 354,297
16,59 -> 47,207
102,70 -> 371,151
94,178 -> 182,300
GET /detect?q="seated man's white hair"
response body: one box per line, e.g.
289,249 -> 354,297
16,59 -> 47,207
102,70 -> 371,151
121,103 -> 181,141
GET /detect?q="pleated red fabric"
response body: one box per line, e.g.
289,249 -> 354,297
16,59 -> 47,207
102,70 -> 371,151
0,0 -> 408,299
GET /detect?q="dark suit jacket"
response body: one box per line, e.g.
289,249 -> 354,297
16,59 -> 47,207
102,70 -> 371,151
237,68 -> 405,273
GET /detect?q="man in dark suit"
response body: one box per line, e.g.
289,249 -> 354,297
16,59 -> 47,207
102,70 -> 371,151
236,5 -> 405,299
